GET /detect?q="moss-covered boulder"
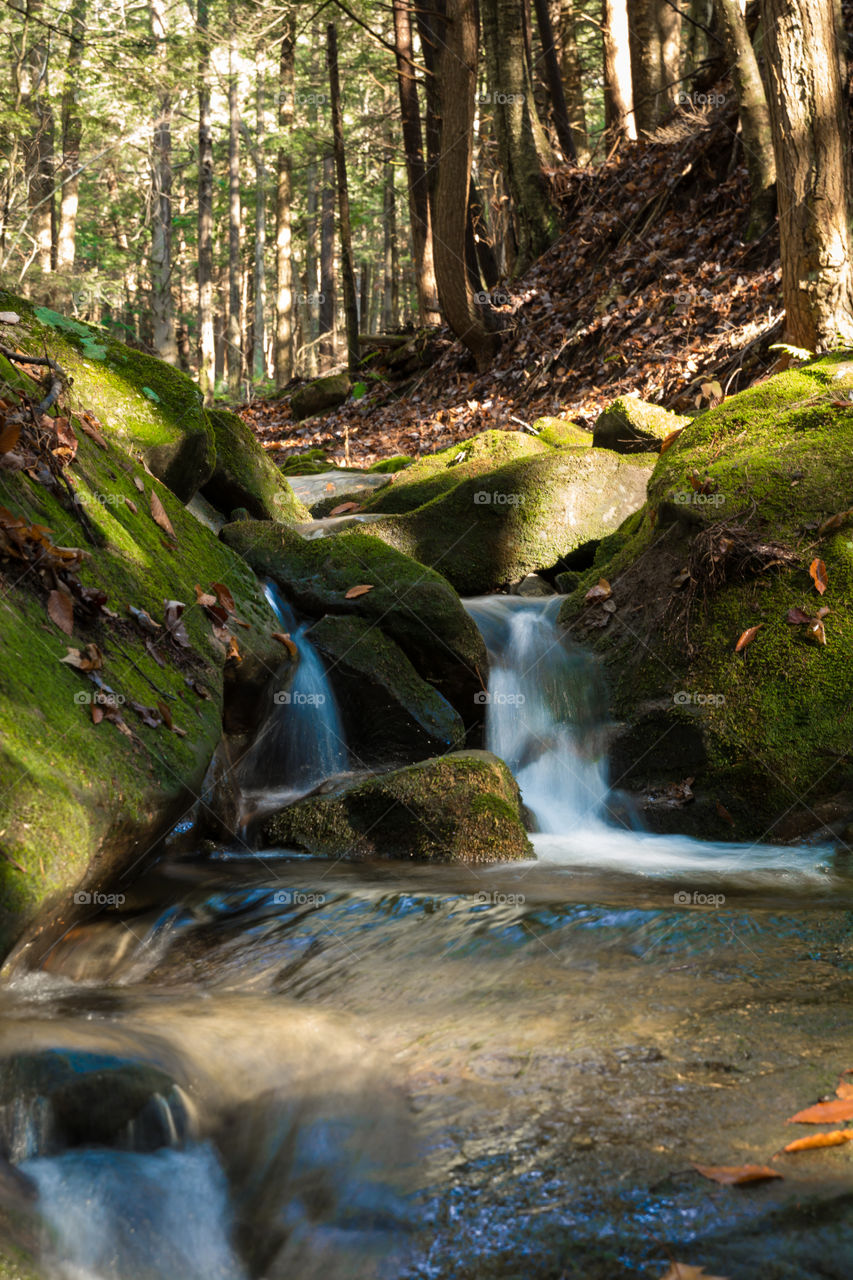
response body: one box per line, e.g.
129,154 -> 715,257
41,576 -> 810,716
219,520 -> 487,728
360,447 -> 656,595
0,291 -> 214,500
201,408 -> 309,522
307,615 -> 465,763
0,347 -> 281,955
592,394 -> 690,453
261,751 -> 533,862
558,353 -> 853,840
290,374 -> 351,421
531,417 -> 592,448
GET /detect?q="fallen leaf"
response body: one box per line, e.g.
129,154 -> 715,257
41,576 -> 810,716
226,635 -> 241,663
47,590 -> 74,635
128,605 -> 161,634
807,618 -> 827,646
194,584 -> 219,609
735,624 -> 763,653
585,578 -> 612,604
144,639 -> 165,667
124,498 -> 137,514
658,1265 -> 730,1280
52,416 -> 78,461
715,800 -> 734,826
837,1080 -> 853,1099
329,501 -> 361,516
185,676 -> 212,700
783,1129 -> 853,1153
130,701 -> 162,729
133,474 -> 144,491
156,699 -> 173,730
691,1162 -> 782,1186
150,490 -> 176,540
91,705 -> 104,725
272,631 -> 299,659
345,584 -> 374,599
163,600 -> 191,649
0,421 -> 21,454
659,427 -> 684,454
211,582 -> 236,614
325,482 -> 335,492
810,558 -> 828,595
818,509 -> 853,538
788,1098 -> 853,1124
787,607 -> 813,626
59,644 -> 102,672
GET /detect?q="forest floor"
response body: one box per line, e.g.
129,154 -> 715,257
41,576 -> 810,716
241,102 -> 784,470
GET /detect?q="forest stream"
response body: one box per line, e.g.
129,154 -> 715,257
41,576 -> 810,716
0,597 -> 852,1279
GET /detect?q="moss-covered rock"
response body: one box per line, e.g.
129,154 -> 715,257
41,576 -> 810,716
531,417 -> 593,448
307,614 -> 465,763
368,455 -> 415,473
219,520 -> 487,728
558,353 -> 853,839
0,348 -> 280,955
261,750 -> 533,862
360,447 -> 656,595
0,291 -> 214,500
592,394 -> 690,453
201,408 -> 309,521
290,374 -> 351,421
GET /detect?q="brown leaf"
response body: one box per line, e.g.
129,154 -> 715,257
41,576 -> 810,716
80,417 -> 108,449
272,631 -> 299,659
783,1129 -> 853,1153
150,489 -> 176,540
691,1162 -> 782,1186
91,704 -> 104,725
226,635 -> 241,663
59,643 -> 102,672
788,1098 -> 853,1124
659,427 -> 684,454
144,639 -> 165,668
124,498 -> 137,514
128,605 -> 161,634
807,618 -> 827,646
130,700 -> 162,729
585,578 -> 612,604
156,699 -> 173,730
329,501 -> 362,516
787,607 -> 813,626
194,584 -> 219,609
345,584 -> 374,599
47,590 -> 74,635
52,416 -> 78,461
0,421 -> 21,454
133,474 -> 144,491
659,1266 -> 730,1280
715,800 -> 734,827
817,509 -> 853,538
211,581 -> 236,614
325,481 -> 335,492
163,600 -> 191,649
810,558 -> 828,595
734,624 -> 763,653
185,676 -> 212,700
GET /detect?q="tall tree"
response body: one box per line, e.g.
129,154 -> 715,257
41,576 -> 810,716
627,0 -> 680,132
21,0 -> 55,274
318,151 -> 336,367
381,97 -> 398,332
252,64 -> 267,382
150,0 -> 177,362
197,0 -> 215,400
433,0 -> 499,369
226,23 -> 243,395
603,0 -> 637,140
760,0 -> 853,349
715,0 -> 776,240
56,0 -> 86,272
327,22 -> 359,371
533,0 -> 578,162
274,7 -> 295,386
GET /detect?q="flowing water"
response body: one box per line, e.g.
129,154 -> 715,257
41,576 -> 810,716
2,597 -> 853,1280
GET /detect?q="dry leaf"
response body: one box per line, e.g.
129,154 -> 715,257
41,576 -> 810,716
272,631 -> 299,659
130,701 -> 162,729
124,498 -> 137,514
787,607 -> 813,626
0,421 -> 21,454
807,618 -> 827,646
692,1162 -> 782,1186
150,490 -> 176,540
659,1266 -> 730,1280
788,1098 -> 853,1124
329,501 -> 361,516
226,635 -> 241,663
133,474 -> 144,491
80,417 -> 108,449
91,704 -> 104,725
144,639 -> 165,667
585,578 -> 612,604
60,644 -> 102,672
156,699 -> 173,730
211,581 -> 236,614
783,1129 -> 853,1153
837,1080 -> 853,1099
818,508 -> 853,538
47,590 -> 74,635
128,605 -> 161,634
810,558 -> 828,595
659,427 -> 684,454
715,800 -> 734,827
163,600 -> 191,649
345,584 -> 374,599
735,624 -> 763,653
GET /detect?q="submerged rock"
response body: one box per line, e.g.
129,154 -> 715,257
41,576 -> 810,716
307,615 -> 465,763
592,393 -> 690,453
202,408 -> 309,522
261,750 -> 533,862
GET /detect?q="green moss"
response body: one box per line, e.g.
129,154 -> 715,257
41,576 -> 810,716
202,408 -> 309,521
531,417 -> 592,448
368,455 -> 415,473
593,394 -> 690,453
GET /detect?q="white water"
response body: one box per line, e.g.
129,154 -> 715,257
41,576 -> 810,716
465,596 -> 834,880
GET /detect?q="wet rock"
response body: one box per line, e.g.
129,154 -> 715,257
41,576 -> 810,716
262,750 -> 533,862
202,408 -> 309,522
592,394 -> 690,454
511,573 -> 556,598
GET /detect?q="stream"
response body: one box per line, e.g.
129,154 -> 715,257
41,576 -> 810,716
1,597 -> 852,1279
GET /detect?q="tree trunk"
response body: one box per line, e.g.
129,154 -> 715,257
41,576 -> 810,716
21,0 -> 55,275
433,0 -> 500,369
274,7 -> 295,387
627,0 -> 664,133
658,0 -> 682,113
327,22 -> 360,372
253,64 -> 267,383
382,101 -> 398,332
603,0 -> 637,139
392,0 -> 440,324
197,0 -> 215,401
150,0 -> 176,362
533,0 -> 578,161
226,26 -> 243,396
469,176 -> 500,289
715,0 -> 776,240
760,0 -> 853,349
319,152 -> 336,367
558,0 -> 591,160
56,0 -> 85,271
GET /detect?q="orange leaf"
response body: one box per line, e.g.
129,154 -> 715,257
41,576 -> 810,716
91,704 -> 104,725
817,508 -> 853,537
47,590 -> 74,635
226,635 -> 241,663
735,624 -> 763,653
329,501 -> 362,516
837,1080 -> 853,1099
150,489 -> 176,540
659,427 -> 684,454
124,497 -> 137,514
0,420 -> 21,454
809,558 -> 828,595
783,1129 -> 853,1153
585,578 -> 612,604
345,584 -> 374,599
692,1162 -> 782,1186
272,631 -> 298,659
80,418 -> 108,449
788,1098 -> 853,1124
211,581 -> 236,614
659,1266 -> 730,1280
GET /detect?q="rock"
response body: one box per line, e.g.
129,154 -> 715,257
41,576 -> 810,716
0,291 -> 214,500
555,570 -> 582,594
511,573 -> 556,597
530,417 -> 592,447
288,468 -> 391,515
592,394 -> 690,454
368,455 -> 415,473
290,374 -> 351,421
202,408 -> 309,522
220,520 -> 488,729
307,615 -> 465,764
261,751 -> 533,862
558,352 -> 853,838
359,447 -> 656,595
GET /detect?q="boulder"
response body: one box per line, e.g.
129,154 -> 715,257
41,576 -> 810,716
592,394 -> 690,453
558,352 -> 853,839
307,614 -> 465,764
531,417 -> 593,448
261,751 -> 533,862
359,447 -> 656,595
290,374 -> 351,421
202,408 -> 309,522
219,520 -> 488,728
